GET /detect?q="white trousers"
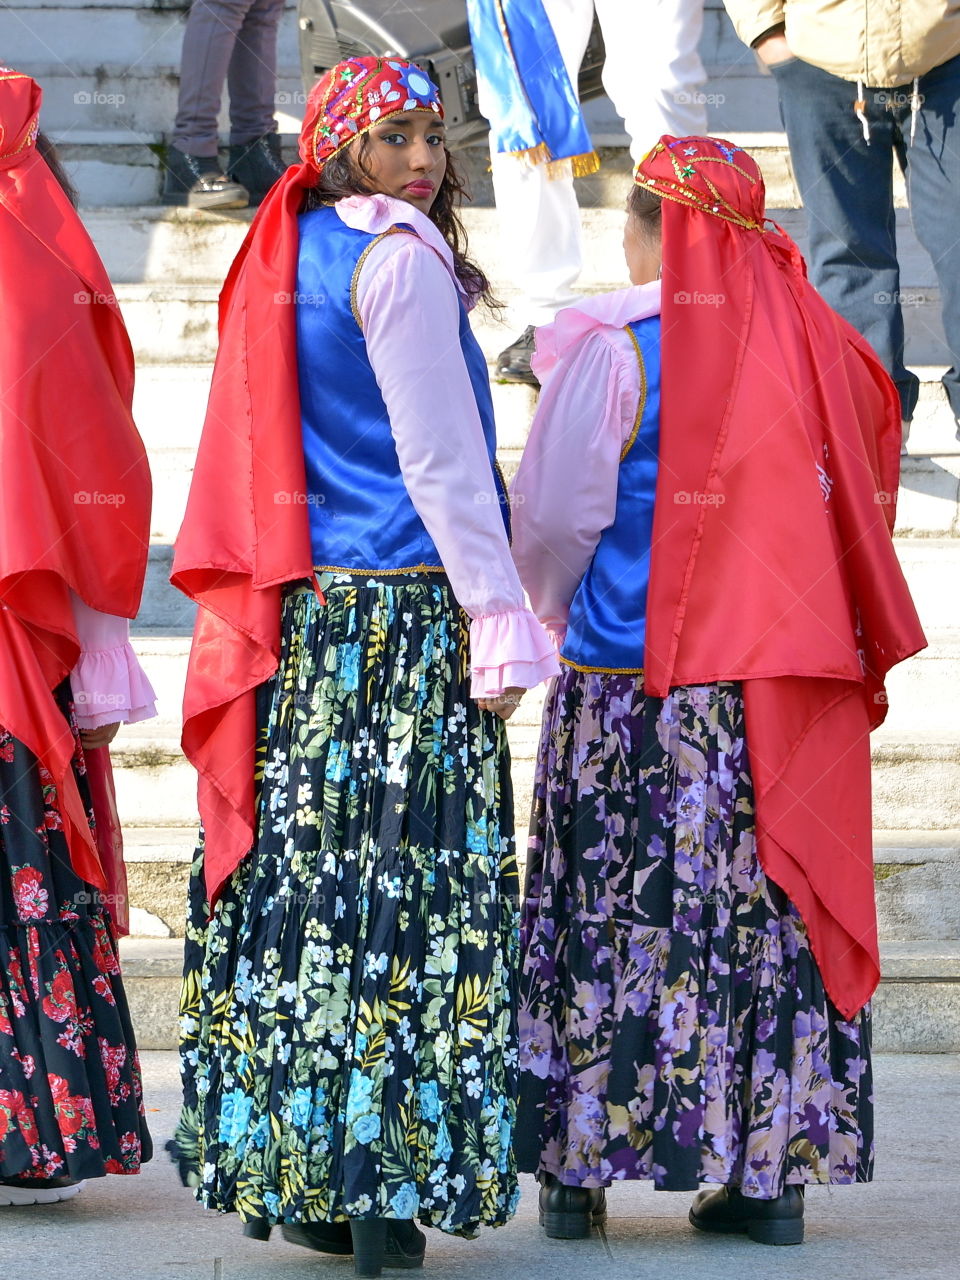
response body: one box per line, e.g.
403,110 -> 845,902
483,0 -> 707,327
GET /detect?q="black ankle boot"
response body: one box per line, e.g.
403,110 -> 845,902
281,1220 -> 353,1254
242,1218 -> 272,1240
228,133 -> 287,205
689,1184 -> 804,1245
537,1172 -> 607,1239
349,1218 -> 426,1277
161,146 -> 248,209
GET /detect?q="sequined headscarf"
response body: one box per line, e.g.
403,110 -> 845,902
633,136 -> 925,1020
299,56 -> 442,174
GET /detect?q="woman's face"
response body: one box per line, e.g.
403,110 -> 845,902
623,211 -> 661,285
359,111 -> 447,213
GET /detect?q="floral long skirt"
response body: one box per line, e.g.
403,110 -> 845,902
516,668 -> 873,1198
176,574 -> 520,1235
0,685 -> 152,1181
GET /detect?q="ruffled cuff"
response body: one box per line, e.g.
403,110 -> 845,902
469,609 -> 560,698
71,642 -> 158,730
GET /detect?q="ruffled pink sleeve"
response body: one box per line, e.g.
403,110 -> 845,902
69,593 -> 158,730
355,230 -> 559,696
512,329 -> 641,641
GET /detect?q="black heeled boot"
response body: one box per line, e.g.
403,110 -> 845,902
242,1219 -> 272,1241
538,1172 -> 607,1239
349,1218 -> 426,1277
241,1217 -> 353,1254
689,1184 -> 805,1245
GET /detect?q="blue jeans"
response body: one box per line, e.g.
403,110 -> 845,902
772,52 -> 960,421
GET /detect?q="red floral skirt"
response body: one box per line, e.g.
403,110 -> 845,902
0,685 -> 152,1181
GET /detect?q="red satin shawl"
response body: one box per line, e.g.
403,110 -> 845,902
172,58 -> 445,903
638,138 -> 927,1018
0,71 -> 151,889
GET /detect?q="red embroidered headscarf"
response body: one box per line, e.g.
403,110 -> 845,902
172,59 -> 443,904
0,69 -> 151,890
636,137 -> 926,1018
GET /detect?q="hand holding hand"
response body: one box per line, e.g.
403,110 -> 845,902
476,686 -> 525,722
80,722 -> 120,750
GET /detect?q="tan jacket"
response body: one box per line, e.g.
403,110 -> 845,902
724,0 -> 960,85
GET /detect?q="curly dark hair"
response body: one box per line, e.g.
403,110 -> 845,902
301,137 -> 496,307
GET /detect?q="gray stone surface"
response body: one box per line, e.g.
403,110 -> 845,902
0,1052 -> 956,1280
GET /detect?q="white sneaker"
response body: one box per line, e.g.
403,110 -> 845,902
0,1179 -> 85,1206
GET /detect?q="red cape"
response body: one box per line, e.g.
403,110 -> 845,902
172,166 -> 316,903
0,73 -> 151,889
642,144 -> 926,1019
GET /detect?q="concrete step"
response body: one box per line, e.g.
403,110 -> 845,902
134,539 -> 960,644
116,935 -> 960,1052
875,831 -> 960,943
109,713 -> 960,840
123,622 -> 960,742
82,201 -> 952,367
85,204 -> 936,289
122,825 -> 960,946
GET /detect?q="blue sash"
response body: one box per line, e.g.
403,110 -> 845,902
466,0 -> 598,175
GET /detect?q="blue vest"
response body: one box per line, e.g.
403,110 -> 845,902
560,316 -> 660,672
295,206 -> 507,572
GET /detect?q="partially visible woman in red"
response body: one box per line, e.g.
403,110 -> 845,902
0,69 -> 156,1205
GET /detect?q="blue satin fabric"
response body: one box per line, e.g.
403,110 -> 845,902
561,317 -> 661,673
466,0 -> 594,162
295,206 -> 506,572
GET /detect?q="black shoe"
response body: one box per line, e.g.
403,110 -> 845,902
349,1218 -> 426,1277
281,1220 -> 354,1254
689,1185 -> 804,1246
228,132 -> 287,205
161,146 -> 249,209
495,326 -> 540,387
538,1172 -> 607,1239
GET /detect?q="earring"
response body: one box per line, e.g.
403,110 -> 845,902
656,264 -> 662,280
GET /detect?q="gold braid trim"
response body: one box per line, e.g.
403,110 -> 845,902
560,656 -> 645,675
350,227 -> 414,328
619,326 -> 649,461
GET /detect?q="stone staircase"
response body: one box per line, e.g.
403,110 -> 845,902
6,0 -> 958,1048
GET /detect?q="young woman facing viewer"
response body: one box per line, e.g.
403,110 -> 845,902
511,136 -> 925,1246
169,57 -> 557,1277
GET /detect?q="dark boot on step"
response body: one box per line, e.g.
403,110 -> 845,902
689,1184 -> 804,1245
161,146 -> 248,209
538,1172 -> 607,1239
228,132 -> 287,205
495,326 -> 540,387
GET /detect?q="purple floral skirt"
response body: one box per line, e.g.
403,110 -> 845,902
516,669 -> 873,1197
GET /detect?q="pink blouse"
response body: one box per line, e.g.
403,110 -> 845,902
69,592 -> 157,731
511,282 -> 662,645
341,195 -> 558,696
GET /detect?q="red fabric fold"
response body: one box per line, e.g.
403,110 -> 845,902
639,137 -> 926,1019
171,160 -> 318,904
0,71 -> 151,889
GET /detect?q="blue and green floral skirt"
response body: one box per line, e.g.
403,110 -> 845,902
515,669 -> 874,1197
176,573 -> 520,1235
